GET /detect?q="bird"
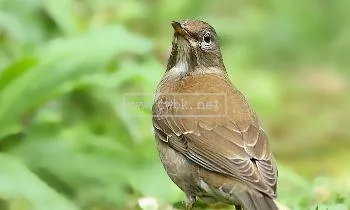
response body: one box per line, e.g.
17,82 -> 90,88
152,20 -> 278,210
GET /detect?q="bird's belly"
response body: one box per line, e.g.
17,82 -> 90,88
156,139 -> 199,195
156,138 -> 240,205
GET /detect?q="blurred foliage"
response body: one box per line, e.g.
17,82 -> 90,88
0,0 -> 350,210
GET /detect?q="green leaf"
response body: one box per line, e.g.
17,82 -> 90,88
10,124 -> 135,206
0,25 -> 152,140
313,204 -> 349,210
0,154 -> 79,210
0,57 -> 38,91
41,0 -> 78,35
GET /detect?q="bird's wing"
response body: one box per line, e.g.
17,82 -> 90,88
152,101 -> 278,197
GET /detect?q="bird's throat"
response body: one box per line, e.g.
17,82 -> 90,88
168,37 -> 194,78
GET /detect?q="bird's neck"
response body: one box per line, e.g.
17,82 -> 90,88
166,60 -> 226,80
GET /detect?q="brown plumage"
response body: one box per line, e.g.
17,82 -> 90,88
152,20 -> 278,210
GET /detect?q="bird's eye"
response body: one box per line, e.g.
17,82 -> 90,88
203,33 -> 211,44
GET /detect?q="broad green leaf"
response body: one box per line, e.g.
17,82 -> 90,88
10,125 -> 135,205
0,25 -> 152,140
0,57 -> 38,91
41,0 -> 78,35
313,204 -> 349,210
0,154 -> 79,210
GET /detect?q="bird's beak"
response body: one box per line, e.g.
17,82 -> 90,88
172,21 -> 187,37
171,21 -> 196,46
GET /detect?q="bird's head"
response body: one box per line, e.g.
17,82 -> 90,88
167,20 -> 225,74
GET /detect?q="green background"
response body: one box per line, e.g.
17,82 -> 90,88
0,0 -> 349,209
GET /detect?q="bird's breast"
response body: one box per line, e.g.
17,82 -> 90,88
154,72 -> 258,129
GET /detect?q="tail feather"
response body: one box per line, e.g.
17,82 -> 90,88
235,190 -> 278,210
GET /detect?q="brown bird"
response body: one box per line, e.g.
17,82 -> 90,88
152,20 -> 278,210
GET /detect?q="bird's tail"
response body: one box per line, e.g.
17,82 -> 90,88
235,190 -> 279,210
